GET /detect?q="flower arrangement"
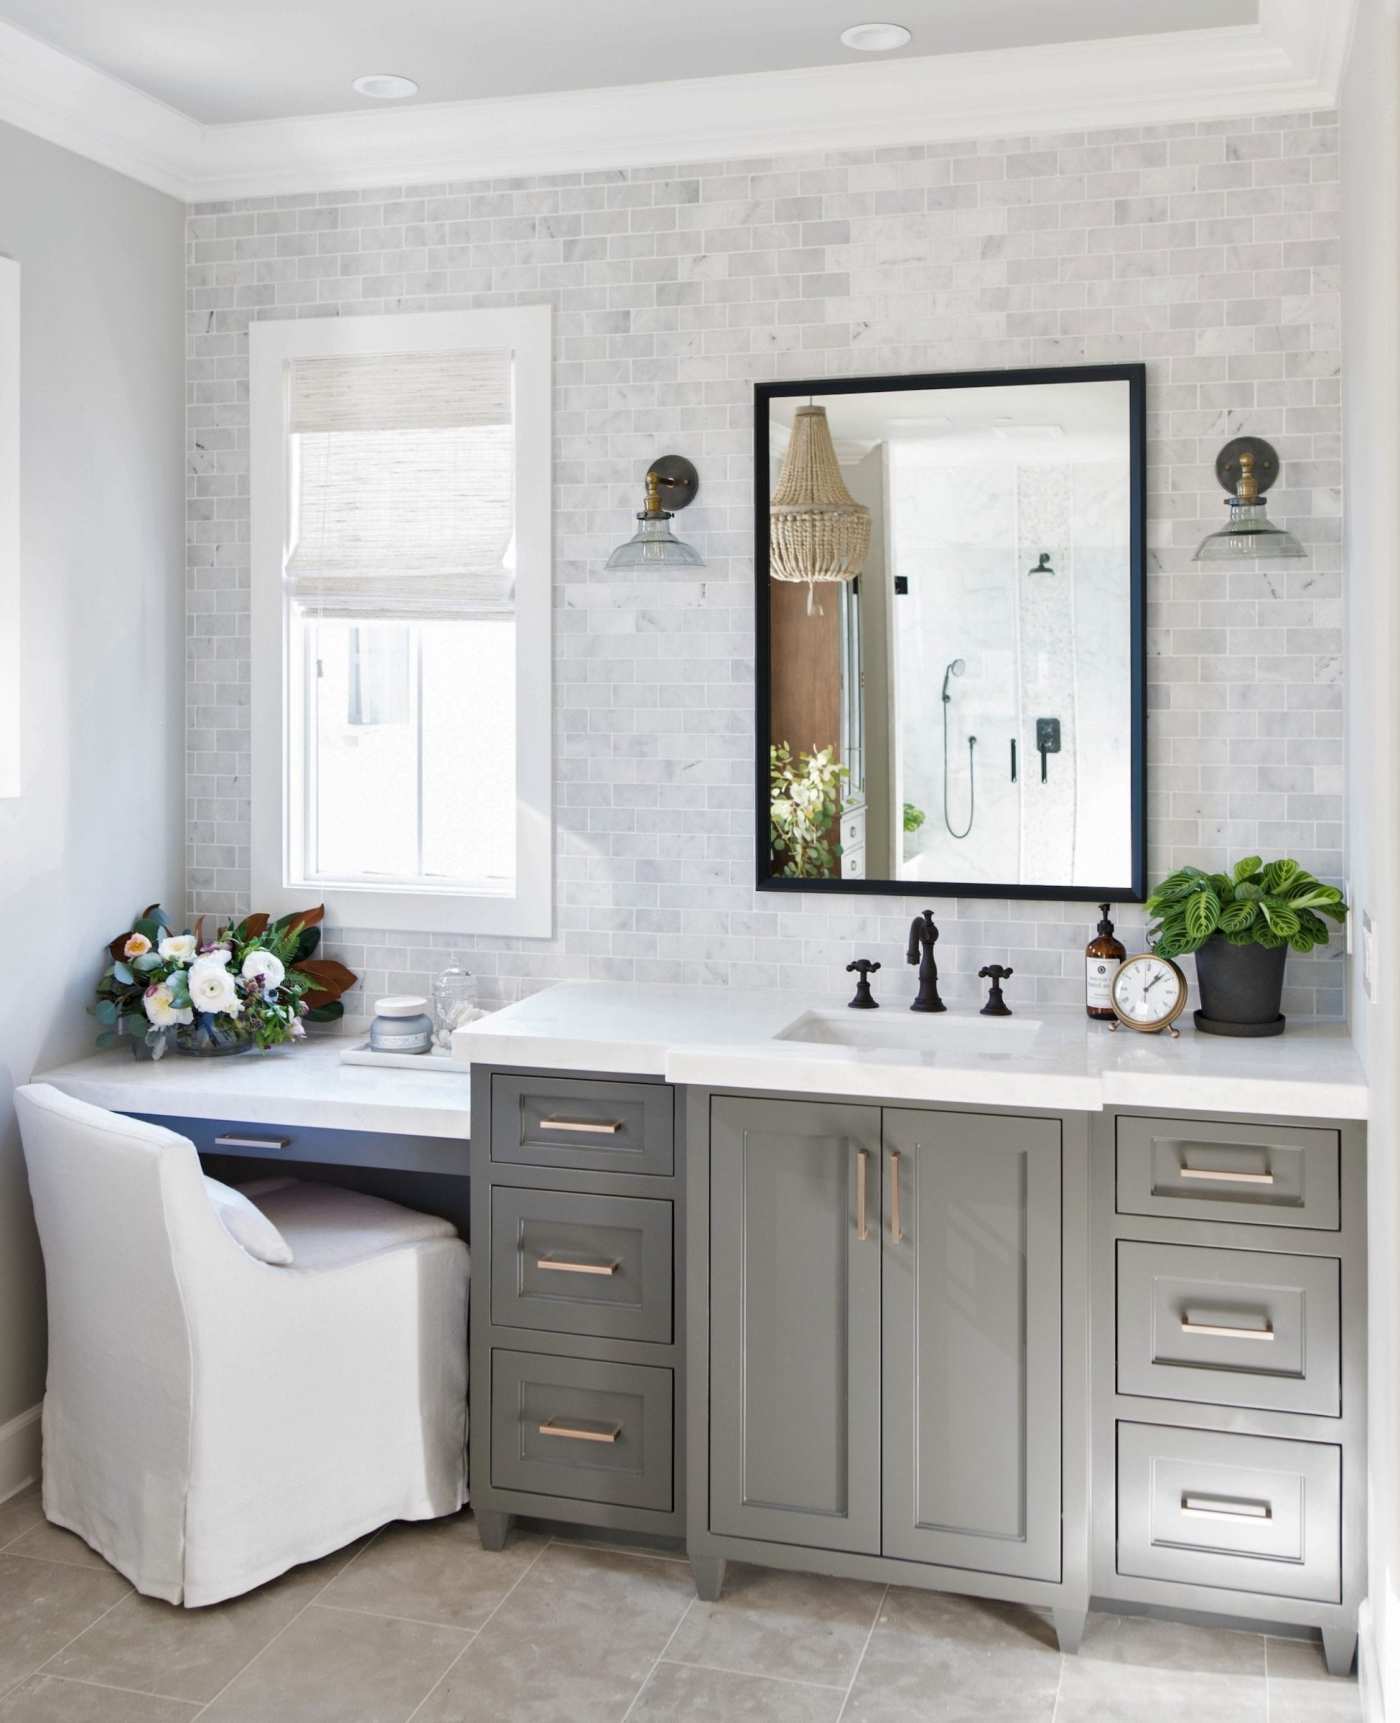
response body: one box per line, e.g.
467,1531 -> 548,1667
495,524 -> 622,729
94,904 -> 357,1059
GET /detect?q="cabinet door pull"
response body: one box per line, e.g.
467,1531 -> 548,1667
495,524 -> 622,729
1179,1164 -> 1275,1186
538,1418 -> 620,1444
856,1148 -> 870,1241
1180,1318 -> 1275,1342
1180,1493 -> 1272,1522
213,1134 -> 290,1151
535,1256 -> 619,1277
889,1149 -> 902,1242
539,1117 -> 623,1135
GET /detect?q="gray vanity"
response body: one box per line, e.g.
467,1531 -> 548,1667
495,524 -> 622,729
463,991 -> 1367,1677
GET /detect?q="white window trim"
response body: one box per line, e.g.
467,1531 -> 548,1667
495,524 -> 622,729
0,258 -> 18,799
249,305 -> 552,937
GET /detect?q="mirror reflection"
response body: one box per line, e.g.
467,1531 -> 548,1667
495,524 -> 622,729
760,366 -> 1144,899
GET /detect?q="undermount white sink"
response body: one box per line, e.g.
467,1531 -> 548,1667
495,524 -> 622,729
775,1009 -> 1044,1057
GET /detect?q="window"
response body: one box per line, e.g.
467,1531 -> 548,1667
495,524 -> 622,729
250,307 -> 551,935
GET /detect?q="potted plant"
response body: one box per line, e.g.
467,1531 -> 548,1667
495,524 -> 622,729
1145,858 -> 1348,1037
770,743 -> 848,879
95,903 -> 357,1058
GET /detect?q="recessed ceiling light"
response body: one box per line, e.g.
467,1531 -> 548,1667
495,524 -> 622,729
351,73 -> 419,100
840,22 -> 912,52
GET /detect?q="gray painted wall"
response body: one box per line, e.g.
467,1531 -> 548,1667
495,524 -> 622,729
0,120 -> 185,1437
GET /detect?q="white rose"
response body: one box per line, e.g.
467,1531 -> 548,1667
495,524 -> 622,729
188,957 -> 243,1017
241,950 -> 286,991
143,983 -> 194,1028
199,946 -> 232,966
158,933 -> 198,965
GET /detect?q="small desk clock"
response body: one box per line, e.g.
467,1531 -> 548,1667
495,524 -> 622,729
1109,954 -> 1189,1038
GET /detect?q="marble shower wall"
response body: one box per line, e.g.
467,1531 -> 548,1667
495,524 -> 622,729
186,108 -> 1345,1018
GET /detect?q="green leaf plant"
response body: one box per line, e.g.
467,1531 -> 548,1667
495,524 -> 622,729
1146,858 -> 1348,960
770,743 -> 848,880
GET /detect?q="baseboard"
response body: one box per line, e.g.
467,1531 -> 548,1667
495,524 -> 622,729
1361,1599 -> 1386,1723
0,1405 -> 40,1504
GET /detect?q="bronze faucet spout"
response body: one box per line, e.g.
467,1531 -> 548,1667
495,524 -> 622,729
907,910 -> 946,1013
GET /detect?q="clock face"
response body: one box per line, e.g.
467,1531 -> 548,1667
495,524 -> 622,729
1111,955 -> 1187,1030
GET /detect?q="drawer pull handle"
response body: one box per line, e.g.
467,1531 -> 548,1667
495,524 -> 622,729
538,1418 -> 621,1444
539,1118 -> 623,1136
856,1148 -> 870,1241
889,1149 -> 902,1243
1180,1319 -> 1275,1342
535,1256 -> 619,1277
213,1134 -> 291,1151
1180,1493 -> 1272,1522
1179,1166 -> 1275,1186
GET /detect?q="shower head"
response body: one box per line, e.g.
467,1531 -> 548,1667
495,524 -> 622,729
941,658 -> 966,702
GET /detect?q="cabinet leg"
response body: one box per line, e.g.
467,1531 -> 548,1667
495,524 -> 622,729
474,1508 -> 512,1552
690,1555 -> 726,1602
1053,1607 -> 1087,1656
1322,1627 -> 1357,1677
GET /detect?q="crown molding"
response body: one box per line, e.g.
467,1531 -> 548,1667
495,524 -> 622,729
0,0 -> 1357,206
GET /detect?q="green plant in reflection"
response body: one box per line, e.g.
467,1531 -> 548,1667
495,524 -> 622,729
770,743 -> 848,878
903,802 -> 926,835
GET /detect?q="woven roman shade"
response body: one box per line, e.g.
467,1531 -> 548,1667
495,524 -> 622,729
286,349 -> 515,619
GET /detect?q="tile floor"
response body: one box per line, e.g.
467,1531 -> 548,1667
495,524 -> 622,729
0,1490 -> 1362,1721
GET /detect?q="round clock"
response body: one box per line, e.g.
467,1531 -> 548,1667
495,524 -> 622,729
1109,953 -> 1189,1037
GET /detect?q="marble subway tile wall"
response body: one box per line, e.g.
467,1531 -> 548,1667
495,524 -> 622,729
186,110 -> 1344,1018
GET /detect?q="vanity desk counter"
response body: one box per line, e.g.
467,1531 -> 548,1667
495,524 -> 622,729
454,979 -> 1368,1120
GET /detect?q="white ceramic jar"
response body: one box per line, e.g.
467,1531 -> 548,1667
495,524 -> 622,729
369,995 -> 434,1055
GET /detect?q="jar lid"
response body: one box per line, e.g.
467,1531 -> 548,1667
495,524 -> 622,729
374,995 -> 429,1018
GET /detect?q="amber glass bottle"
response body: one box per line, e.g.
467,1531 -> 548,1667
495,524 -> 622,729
1085,903 -> 1126,1020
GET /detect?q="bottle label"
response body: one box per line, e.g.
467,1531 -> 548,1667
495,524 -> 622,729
1086,957 -> 1119,1009
372,1029 -> 432,1052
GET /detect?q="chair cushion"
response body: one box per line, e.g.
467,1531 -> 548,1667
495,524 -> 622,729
204,1176 -> 294,1266
245,1180 -> 460,1272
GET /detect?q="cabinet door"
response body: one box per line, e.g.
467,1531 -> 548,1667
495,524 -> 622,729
882,1109 -> 1061,1579
709,1097 -> 881,1553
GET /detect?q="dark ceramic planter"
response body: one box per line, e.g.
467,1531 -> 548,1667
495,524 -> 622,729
1193,935 -> 1288,1037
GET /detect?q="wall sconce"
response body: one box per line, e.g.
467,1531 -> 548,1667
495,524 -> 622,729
605,456 -> 705,569
1193,436 -> 1305,562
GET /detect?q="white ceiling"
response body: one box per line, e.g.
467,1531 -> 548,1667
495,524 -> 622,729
0,0 -> 1256,124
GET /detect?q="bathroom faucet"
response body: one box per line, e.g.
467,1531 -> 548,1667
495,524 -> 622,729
906,910 -> 946,1013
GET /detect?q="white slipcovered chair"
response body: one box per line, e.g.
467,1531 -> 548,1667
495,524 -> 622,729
16,1083 -> 469,1606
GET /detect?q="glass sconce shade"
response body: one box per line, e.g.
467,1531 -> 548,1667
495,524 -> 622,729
1193,438 -> 1305,562
1194,500 -> 1306,561
606,463 -> 705,569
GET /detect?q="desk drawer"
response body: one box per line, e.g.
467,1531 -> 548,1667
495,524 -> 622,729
490,1187 -> 673,1344
1117,1422 -> 1341,1603
1116,1116 -> 1339,1231
491,1076 -> 673,1177
490,1350 -> 672,1512
1117,1241 -> 1340,1416
134,1113 -> 468,1178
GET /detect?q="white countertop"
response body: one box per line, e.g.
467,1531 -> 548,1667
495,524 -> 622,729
36,1038 -> 472,1139
455,981 -> 1369,1121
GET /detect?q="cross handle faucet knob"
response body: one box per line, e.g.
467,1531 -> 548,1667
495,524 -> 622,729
846,959 -> 882,1010
978,964 -> 1015,1017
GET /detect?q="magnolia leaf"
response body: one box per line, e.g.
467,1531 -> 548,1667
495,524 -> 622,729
295,958 -> 357,1009
305,1001 -> 345,1023
273,904 -> 326,933
238,913 -> 271,941
1233,856 -> 1263,883
140,904 -> 172,930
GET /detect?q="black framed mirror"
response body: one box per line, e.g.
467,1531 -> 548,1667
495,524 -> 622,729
756,362 -> 1147,902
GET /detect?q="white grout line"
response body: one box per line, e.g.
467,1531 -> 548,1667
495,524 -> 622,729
19,1670 -> 203,1707
618,1586 -> 695,1723
185,1522 -> 389,1719
13,1582 -> 137,1705
400,1524 -> 553,1723
834,1583 -> 889,1722
658,1654 -> 847,1693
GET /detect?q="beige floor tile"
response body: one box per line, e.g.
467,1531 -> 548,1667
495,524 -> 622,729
1055,1610 -> 1268,1723
414,1542 -> 693,1723
199,1603 -> 469,1723
0,1554 -> 129,1698
1267,1637 -> 1362,1722
664,1562 -> 885,1686
316,1511 -> 547,1631
842,1587 -> 1060,1723
633,1660 -> 846,1720
0,1493 -> 44,1555
4,1522 -> 114,1572
0,1673 -> 199,1721
46,1540 -> 364,1703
